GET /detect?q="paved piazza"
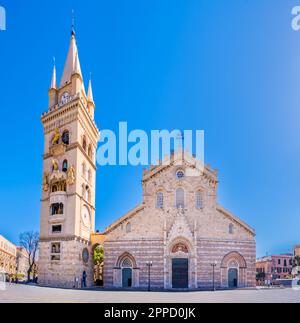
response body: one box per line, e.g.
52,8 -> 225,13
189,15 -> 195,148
1,284 -> 300,303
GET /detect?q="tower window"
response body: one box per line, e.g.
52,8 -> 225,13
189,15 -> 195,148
176,188 -> 185,209
51,242 -> 61,261
82,136 -> 87,151
62,131 -> 70,145
62,160 -> 68,173
195,191 -> 203,209
156,192 -> 164,209
51,203 -> 64,216
52,225 -> 62,234
88,144 -> 93,159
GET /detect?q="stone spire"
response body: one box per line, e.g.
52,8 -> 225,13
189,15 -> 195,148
48,59 -> 58,107
87,76 -> 95,118
87,78 -> 94,103
60,32 -> 83,87
50,64 -> 56,89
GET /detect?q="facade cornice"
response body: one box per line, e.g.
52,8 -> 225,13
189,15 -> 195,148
41,97 -> 99,139
39,235 -> 90,244
104,237 -> 255,244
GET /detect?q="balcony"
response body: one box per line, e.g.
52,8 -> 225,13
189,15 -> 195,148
50,191 -> 67,205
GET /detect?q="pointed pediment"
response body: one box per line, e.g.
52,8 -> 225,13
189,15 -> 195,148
143,150 -> 218,184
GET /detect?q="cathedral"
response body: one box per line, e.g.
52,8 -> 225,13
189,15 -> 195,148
38,30 -> 256,290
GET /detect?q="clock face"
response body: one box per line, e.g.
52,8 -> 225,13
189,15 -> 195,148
61,92 -> 70,105
82,205 -> 90,228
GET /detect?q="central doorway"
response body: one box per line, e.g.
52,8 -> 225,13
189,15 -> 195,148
122,268 -> 132,288
172,258 -> 189,289
228,268 -> 238,288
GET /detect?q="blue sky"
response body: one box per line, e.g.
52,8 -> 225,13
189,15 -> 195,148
1,0 -> 300,257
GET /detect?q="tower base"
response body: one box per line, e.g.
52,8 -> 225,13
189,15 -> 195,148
38,238 -> 93,289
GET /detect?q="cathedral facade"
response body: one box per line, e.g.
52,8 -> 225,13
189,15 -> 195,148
39,31 -> 256,290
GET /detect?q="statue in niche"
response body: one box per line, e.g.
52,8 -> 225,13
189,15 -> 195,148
42,172 -> 49,192
67,165 -> 76,185
52,128 -> 61,145
177,205 -> 185,216
52,159 -> 59,172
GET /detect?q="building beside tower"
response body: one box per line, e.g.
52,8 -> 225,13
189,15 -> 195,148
39,30 -> 256,289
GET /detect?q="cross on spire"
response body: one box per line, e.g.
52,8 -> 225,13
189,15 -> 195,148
71,9 -> 75,36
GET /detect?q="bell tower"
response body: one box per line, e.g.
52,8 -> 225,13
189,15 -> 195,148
39,29 -> 99,288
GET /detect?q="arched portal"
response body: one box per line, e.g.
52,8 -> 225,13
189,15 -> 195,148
167,240 -> 193,289
221,252 -> 247,288
113,252 -> 139,288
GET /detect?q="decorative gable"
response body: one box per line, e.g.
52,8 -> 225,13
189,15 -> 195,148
167,207 -> 194,243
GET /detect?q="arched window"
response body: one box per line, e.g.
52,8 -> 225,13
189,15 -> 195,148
195,191 -> 203,209
176,188 -> 185,209
62,131 -> 70,145
156,192 -> 164,209
82,162 -> 86,176
62,160 -> 68,173
88,144 -> 93,159
229,224 -> 234,235
126,223 -> 132,233
82,136 -> 87,151
51,185 -> 58,193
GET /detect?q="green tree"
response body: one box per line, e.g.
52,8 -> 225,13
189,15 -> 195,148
93,245 -> 104,265
93,245 -> 104,286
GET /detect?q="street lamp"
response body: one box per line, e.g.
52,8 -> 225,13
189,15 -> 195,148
211,261 -> 217,291
146,261 -> 153,292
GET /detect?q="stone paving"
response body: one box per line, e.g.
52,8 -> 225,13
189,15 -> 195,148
1,284 -> 300,303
